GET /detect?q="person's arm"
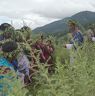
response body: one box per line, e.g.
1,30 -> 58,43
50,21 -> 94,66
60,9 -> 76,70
40,50 -> 46,61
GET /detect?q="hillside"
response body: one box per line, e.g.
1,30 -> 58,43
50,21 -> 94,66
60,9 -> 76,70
33,11 -> 95,33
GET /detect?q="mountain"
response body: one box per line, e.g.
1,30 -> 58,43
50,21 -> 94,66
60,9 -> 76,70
33,11 -> 95,33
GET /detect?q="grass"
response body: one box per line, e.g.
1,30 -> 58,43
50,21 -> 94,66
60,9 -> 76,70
25,42 -> 95,96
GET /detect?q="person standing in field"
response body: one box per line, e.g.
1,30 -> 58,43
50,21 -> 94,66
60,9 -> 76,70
43,40 -> 55,73
67,20 -> 84,64
68,20 -> 84,46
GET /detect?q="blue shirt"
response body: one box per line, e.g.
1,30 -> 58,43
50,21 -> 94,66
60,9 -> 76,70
70,31 -> 84,45
11,60 -> 18,72
0,57 -> 13,68
0,58 -> 15,95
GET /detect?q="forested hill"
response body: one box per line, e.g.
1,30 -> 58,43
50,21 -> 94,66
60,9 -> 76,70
33,11 -> 95,33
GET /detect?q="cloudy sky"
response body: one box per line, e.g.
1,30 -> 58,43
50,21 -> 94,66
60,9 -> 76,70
0,0 -> 95,29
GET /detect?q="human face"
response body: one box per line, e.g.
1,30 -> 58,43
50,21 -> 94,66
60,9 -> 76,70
69,23 -> 75,30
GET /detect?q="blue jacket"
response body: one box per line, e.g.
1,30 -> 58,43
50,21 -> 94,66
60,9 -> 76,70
70,31 -> 84,45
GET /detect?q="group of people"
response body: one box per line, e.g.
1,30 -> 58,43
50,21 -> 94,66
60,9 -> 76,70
31,37 -> 54,64
0,36 -> 55,85
0,20 -> 85,87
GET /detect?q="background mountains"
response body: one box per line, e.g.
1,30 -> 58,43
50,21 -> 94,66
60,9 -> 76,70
33,11 -> 95,34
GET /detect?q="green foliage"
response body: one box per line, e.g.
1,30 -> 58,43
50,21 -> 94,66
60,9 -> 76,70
1,25 -> 95,96
26,42 -> 95,96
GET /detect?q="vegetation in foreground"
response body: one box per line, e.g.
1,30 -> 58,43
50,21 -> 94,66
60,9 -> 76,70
0,22 -> 95,96
4,41 -> 95,96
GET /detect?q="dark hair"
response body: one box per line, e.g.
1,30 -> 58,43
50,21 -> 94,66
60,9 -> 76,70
0,23 -> 14,31
2,41 -> 18,52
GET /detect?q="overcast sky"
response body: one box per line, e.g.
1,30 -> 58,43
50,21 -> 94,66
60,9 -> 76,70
0,0 -> 95,29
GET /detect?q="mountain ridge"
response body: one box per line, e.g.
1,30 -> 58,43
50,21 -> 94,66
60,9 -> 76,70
33,11 -> 95,33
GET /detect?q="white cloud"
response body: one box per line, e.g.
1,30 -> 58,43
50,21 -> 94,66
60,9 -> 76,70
0,0 -> 95,29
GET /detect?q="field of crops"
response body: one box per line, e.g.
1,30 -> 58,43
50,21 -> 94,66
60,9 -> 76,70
4,41 -> 95,96
0,23 -> 95,96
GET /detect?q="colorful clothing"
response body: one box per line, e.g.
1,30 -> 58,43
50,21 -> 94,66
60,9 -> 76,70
0,57 -> 13,69
0,57 -> 16,96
